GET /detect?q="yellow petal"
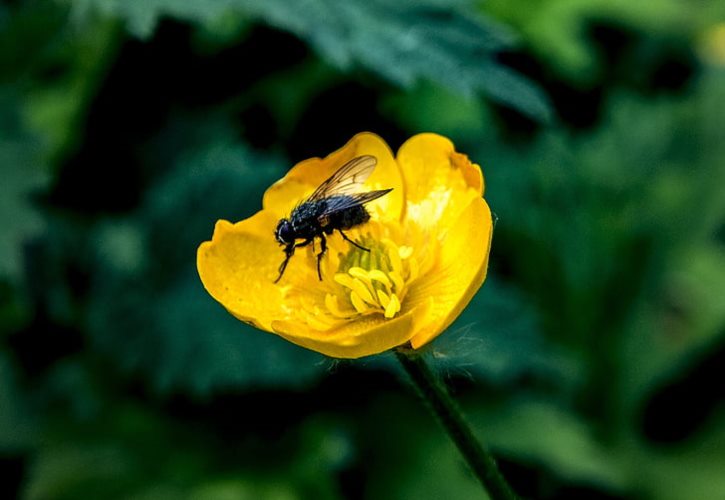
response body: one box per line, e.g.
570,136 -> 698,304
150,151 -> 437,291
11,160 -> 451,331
271,298 -> 432,359
405,197 -> 493,349
262,132 -> 405,221
396,133 -> 483,232
325,293 -> 351,318
452,150 -> 484,196
196,210 -> 294,331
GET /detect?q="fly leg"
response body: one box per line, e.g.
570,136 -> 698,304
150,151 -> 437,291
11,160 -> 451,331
339,230 -> 369,252
274,244 -> 296,283
274,238 -> 313,283
316,234 -> 327,280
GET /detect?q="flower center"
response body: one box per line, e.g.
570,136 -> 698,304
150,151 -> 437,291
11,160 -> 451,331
281,220 -> 432,332
324,235 -> 419,321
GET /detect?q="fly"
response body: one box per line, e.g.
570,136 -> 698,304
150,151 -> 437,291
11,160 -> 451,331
274,155 -> 392,283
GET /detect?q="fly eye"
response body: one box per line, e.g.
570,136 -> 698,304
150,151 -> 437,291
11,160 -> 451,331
276,220 -> 294,243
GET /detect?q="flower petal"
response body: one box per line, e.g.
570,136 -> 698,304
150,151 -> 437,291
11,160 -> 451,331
197,210 -> 297,331
263,132 -> 404,221
197,133 -> 493,360
397,133 -> 483,233
271,298 -> 433,359
405,197 -> 493,349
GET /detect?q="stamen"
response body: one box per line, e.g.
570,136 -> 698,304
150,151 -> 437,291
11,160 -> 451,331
368,270 -> 391,289
377,289 -> 391,308
350,291 -> 369,314
335,273 -> 376,305
388,271 -> 405,292
348,267 -> 373,287
384,294 -> 401,318
316,227 -> 420,325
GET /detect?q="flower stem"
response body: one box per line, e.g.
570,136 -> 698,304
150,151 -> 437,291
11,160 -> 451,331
394,347 -> 519,500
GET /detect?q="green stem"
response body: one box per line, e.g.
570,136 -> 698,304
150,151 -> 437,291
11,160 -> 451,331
394,347 -> 519,500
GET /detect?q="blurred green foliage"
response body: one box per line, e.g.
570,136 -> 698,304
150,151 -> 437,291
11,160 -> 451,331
2,0 -> 725,499
70,0 -> 551,120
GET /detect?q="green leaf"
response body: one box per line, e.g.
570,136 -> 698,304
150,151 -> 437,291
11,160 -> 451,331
482,0 -> 725,84
0,5 -> 119,282
473,73 -> 725,423
382,81 -> 491,141
68,0 -> 238,39
470,398 -> 627,491
72,0 -> 552,121
0,352 -> 36,451
471,397 -> 725,499
0,91 -> 49,283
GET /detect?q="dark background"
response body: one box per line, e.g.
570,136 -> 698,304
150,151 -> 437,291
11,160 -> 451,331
2,1 -> 725,498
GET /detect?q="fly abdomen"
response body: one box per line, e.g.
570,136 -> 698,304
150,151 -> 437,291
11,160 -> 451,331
325,203 -> 370,232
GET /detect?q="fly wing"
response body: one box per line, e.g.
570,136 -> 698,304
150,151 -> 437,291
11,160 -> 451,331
319,189 -> 393,216
306,155 -> 378,202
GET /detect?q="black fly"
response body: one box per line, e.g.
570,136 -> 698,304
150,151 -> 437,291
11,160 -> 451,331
274,155 -> 392,283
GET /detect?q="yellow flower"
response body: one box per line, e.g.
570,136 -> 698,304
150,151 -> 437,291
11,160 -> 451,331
197,132 -> 492,359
